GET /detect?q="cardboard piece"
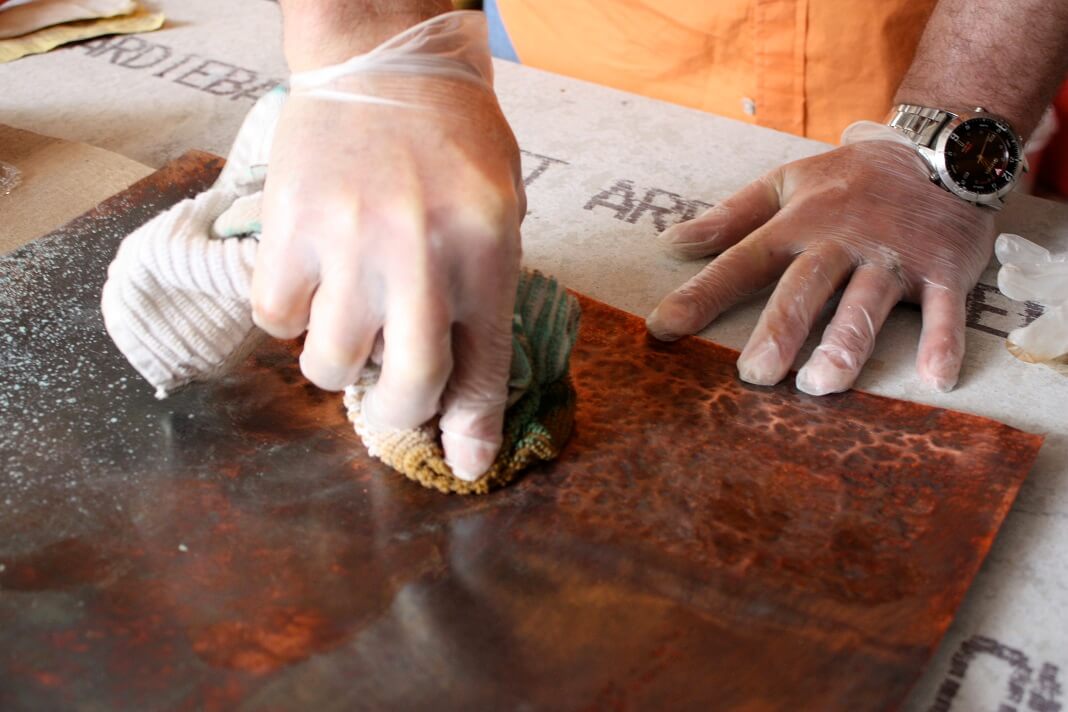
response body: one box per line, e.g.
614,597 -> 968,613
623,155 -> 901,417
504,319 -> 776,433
0,0 -> 136,40
0,124 -> 152,253
0,3 -> 163,63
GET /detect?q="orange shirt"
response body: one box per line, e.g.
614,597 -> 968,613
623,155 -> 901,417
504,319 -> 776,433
495,0 -> 938,143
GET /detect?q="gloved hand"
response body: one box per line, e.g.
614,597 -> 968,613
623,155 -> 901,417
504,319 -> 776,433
996,233 -> 1068,366
252,12 -> 525,481
646,121 -> 996,396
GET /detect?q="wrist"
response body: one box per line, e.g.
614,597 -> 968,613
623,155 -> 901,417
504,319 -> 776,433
280,1 -> 452,71
882,104 -> 1025,210
892,91 -> 1032,141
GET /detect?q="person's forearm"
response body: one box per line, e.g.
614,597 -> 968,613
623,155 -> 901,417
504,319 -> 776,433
280,0 -> 452,71
894,0 -> 1068,139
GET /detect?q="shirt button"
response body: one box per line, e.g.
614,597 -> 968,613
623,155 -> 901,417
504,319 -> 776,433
742,97 -> 757,116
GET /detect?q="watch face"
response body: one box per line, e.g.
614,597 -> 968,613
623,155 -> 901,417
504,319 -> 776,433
943,117 -> 1022,195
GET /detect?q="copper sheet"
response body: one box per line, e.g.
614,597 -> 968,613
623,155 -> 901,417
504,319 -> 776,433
0,152 -> 1043,711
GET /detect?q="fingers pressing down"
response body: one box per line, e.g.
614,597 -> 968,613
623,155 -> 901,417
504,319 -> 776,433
647,225 -> 796,341
438,316 -> 514,482
736,243 -> 854,385
647,171 -> 787,340
795,265 -> 904,396
916,284 -> 968,393
299,273 -> 382,391
361,286 -> 454,431
250,226 -> 319,339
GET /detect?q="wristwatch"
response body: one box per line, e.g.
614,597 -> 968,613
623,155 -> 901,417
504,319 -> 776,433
886,103 -> 1026,209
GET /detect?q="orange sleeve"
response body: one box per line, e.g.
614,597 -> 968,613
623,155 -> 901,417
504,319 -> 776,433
495,0 -> 936,143
804,0 -> 937,142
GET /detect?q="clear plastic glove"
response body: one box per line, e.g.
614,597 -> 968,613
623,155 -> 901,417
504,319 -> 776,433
251,12 -> 525,481
996,233 -> 1068,365
647,121 -> 996,395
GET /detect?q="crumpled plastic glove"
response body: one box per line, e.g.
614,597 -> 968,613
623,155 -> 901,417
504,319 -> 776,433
996,233 -> 1068,365
647,120 -> 996,395
252,12 -> 525,481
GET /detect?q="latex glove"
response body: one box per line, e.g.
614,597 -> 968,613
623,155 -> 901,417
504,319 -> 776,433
996,233 -> 1068,365
251,13 -> 525,481
647,121 -> 996,395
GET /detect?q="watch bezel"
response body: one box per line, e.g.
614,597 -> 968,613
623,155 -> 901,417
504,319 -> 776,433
931,114 -> 1024,206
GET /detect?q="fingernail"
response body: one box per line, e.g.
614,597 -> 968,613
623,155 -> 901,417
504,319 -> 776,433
657,224 -> 683,244
646,299 -> 697,341
920,354 -> 960,393
924,373 -> 958,393
448,462 -> 486,482
361,389 -> 411,431
795,364 -> 848,396
795,348 -> 854,396
737,339 -> 784,386
646,307 -> 679,341
359,389 -> 388,430
795,365 -> 830,396
299,350 -> 354,392
442,430 -> 500,482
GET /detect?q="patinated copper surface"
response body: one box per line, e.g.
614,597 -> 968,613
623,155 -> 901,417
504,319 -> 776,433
0,152 -> 1044,711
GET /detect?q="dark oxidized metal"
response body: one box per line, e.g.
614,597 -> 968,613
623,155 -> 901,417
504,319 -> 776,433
0,152 -> 1044,711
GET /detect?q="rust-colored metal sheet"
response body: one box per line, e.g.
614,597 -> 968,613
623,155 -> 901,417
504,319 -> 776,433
0,152 -> 1043,711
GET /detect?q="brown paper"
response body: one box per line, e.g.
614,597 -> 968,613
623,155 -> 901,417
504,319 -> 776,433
0,3 -> 163,63
0,0 -> 136,39
0,124 -> 152,253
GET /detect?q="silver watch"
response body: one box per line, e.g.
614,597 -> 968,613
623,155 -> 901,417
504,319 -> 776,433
887,103 -> 1026,210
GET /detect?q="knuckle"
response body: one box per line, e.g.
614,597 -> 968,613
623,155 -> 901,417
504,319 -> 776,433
672,282 -> 723,325
251,292 -> 298,330
394,358 -> 442,391
317,207 -> 361,239
930,330 -> 966,359
824,318 -> 874,361
260,201 -> 313,243
363,205 -> 423,248
687,258 -> 746,303
764,307 -> 811,345
385,346 -> 452,403
408,358 -> 453,396
456,200 -> 521,250
447,372 -> 510,411
813,343 -> 860,373
762,299 -> 811,344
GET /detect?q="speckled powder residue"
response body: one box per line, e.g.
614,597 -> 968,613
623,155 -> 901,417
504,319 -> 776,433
1,199 -> 142,520
0,194 -> 223,550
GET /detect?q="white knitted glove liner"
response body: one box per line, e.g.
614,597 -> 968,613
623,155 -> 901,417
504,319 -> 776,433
100,87 -> 284,398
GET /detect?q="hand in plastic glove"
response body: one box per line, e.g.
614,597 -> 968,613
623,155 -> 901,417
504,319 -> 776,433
997,233 -> 1068,365
647,122 -> 995,395
251,13 -> 525,481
